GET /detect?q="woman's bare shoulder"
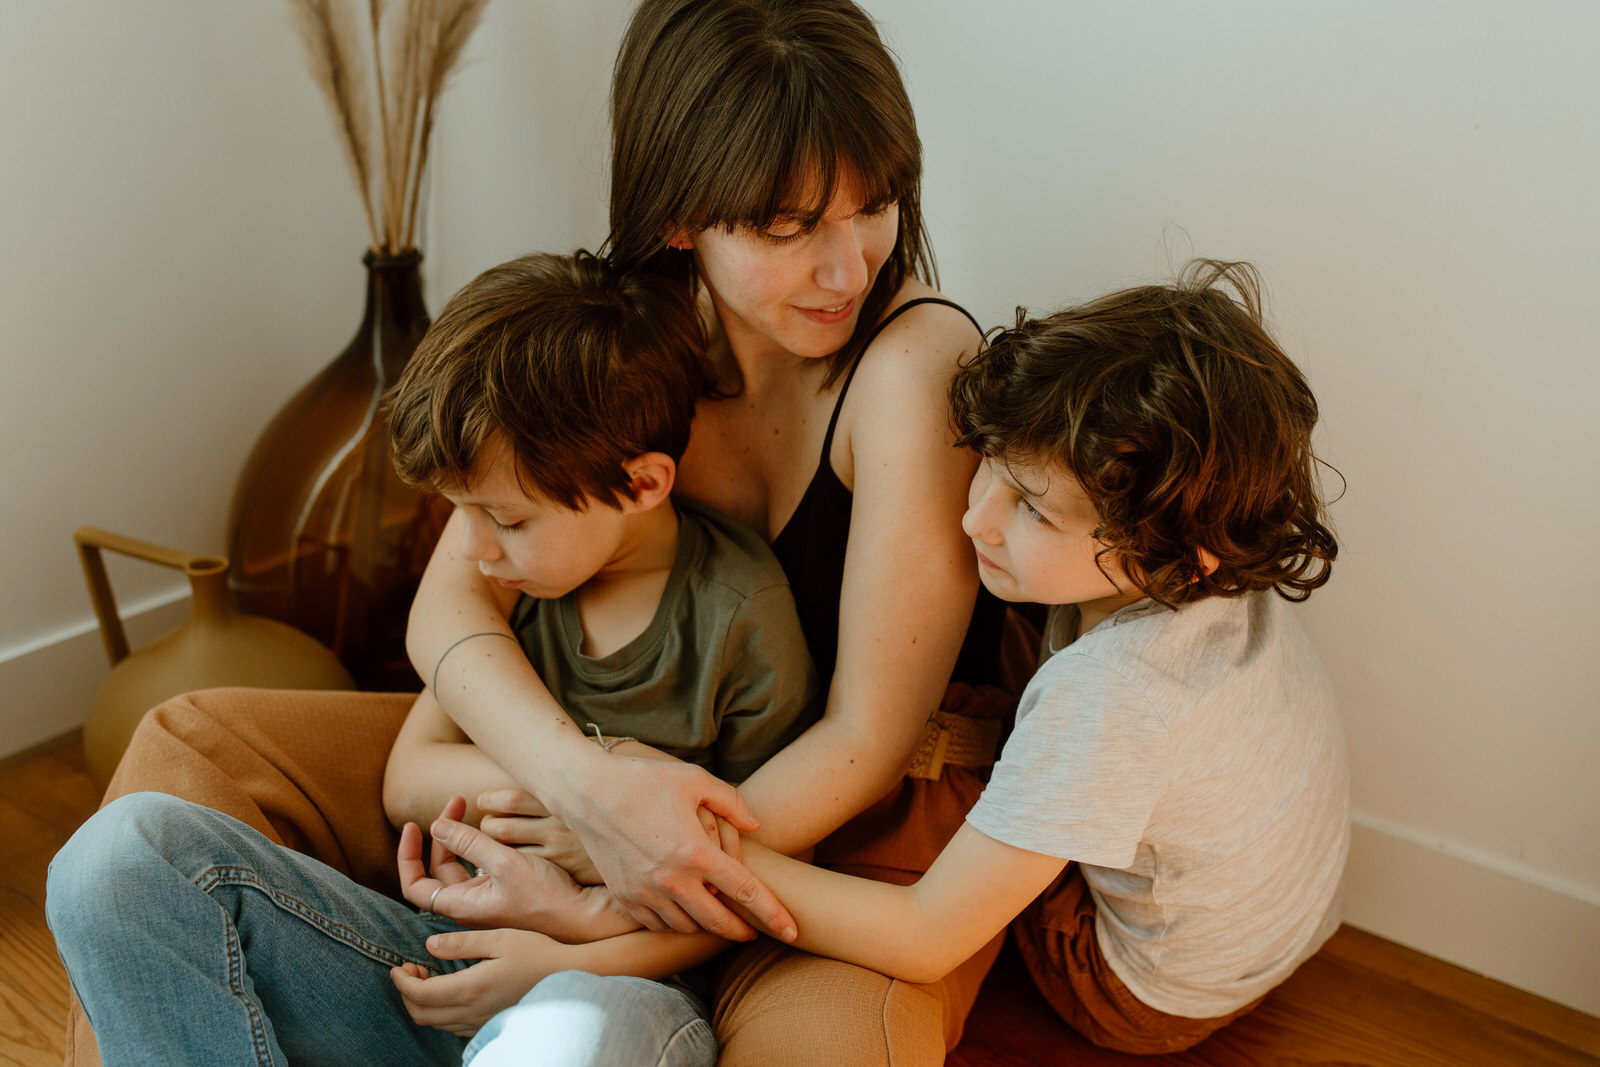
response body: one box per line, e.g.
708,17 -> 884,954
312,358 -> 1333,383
851,280 -> 983,402
833,282 -> 983,483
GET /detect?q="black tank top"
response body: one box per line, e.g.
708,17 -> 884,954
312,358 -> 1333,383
769,297 -> 1004,687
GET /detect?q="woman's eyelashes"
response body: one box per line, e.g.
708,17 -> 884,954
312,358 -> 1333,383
757,201 -> 896,245
761,219 -> 808,244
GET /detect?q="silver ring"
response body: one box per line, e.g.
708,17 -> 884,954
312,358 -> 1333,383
428,885 -> 444,913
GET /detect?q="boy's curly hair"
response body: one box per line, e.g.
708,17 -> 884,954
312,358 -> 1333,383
949,260 -> 1338,605
385,250 -> 707,509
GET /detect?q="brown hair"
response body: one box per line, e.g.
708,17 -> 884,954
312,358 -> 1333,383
950,260 -> 1338,605
606,0 -> 933,386
386,250 -> 706,509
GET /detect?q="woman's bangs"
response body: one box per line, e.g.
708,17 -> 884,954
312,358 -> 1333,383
688,78 -> 918,232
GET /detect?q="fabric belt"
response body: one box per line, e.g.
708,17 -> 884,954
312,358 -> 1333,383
906,708 -> 1004,781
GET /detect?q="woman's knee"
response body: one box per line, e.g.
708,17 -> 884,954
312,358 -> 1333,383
715,946 -> 944,1067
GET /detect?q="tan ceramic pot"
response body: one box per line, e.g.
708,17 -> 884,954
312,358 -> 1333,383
75,527 -> 355,788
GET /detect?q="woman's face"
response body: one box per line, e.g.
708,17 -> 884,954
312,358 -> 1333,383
679,175 -> 899,361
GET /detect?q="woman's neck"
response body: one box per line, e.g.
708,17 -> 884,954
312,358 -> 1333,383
706,322 -> 822,401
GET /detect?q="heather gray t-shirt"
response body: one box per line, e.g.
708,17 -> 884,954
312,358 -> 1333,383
509,501 -> 821,783
966,593 -> 1349,1018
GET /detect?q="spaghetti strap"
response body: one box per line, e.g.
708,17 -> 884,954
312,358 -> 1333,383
819,297 -> 984,455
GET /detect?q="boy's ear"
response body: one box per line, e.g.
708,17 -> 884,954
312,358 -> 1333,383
620,452 -> 677,512
1192,547 -> 1220,581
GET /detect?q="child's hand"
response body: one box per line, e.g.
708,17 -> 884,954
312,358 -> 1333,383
477,788 -> 602,885
701,805 -> 742,865
398,803 -> 640,941
389,928 -> 565,1037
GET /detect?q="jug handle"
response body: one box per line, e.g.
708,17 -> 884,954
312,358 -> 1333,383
74,527 -> 228,667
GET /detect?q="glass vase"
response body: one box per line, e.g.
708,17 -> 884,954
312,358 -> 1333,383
227,249 -> 447,691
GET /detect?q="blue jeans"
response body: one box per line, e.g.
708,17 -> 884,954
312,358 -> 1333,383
464,972 -> 715,1067
48,793 -> 714,1067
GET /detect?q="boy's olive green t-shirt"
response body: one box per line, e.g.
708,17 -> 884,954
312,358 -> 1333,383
508,501 -> 822,783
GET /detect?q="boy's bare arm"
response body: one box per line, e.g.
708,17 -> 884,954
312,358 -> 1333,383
738,824 -> 1068,984
383,688 -> 523,829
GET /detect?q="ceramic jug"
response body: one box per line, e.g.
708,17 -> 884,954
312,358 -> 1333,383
76,527 -> 355,788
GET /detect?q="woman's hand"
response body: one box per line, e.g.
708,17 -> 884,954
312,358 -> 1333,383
477,788 -> 602,886
397,799 -> 639,941
390,929 -> 565,1037
557,755 -> 794,942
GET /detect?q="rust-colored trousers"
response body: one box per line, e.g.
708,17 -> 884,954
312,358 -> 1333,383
1013,864 -> 1263,1055
63,684 -> 1009,1067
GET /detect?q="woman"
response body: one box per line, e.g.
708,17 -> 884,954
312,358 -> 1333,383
57,1 -> 1012,1063
406,1 -> 1013,1061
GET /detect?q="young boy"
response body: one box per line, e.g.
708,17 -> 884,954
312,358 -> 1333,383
381,250 -> 823,1050
380,245 -> 820,842
436,259 -> 1349,1056
380,251 -> 819,844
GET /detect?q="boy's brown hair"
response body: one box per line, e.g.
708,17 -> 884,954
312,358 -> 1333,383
949,259 -> 1337,605
386,250 -> 707,509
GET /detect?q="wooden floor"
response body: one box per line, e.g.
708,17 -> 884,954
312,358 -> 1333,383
2,731 -> 1598,1067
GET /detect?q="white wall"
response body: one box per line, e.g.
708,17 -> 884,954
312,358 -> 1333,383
4,0 -> 1596,1016
1,3 -> 362,748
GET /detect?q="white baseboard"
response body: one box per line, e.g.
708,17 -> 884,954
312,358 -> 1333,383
1345,814 -> 1600,1017
0,590 -> 192,761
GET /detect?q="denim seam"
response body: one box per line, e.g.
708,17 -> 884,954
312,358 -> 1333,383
218,891 -> 280,1067
195,865 -> 430,971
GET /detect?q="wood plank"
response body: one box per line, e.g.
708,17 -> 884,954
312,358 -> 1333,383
1323,924 -> 1600,1056
0,731 -> 99,912
0,732 -> 101,835
0,971 -> 65,1067
1201,946 -> 1598,1067
0,795 -> 76,910
0,732 -> 95,1066
952,934 -> 1600,1067
0,888 -> 71,1024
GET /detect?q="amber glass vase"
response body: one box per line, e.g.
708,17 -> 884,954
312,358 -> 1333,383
227,250 -> 446,691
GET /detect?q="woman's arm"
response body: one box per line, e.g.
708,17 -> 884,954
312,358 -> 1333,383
382,689 -> 523,829
736,300 -> 983,852
742,823 -> 1068,984
407,507 -> 596,791
409,507 -> 792,941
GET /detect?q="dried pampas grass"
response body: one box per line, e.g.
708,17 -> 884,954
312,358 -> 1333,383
288,0 -> 488,254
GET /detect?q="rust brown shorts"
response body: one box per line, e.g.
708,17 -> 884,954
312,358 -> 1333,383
1013,864 -> 1263,1055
